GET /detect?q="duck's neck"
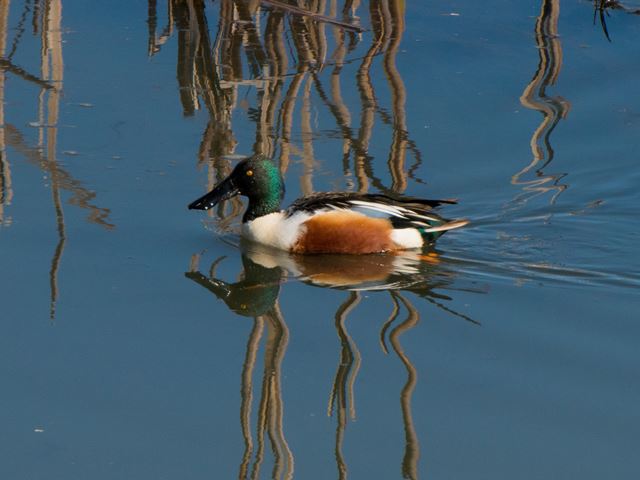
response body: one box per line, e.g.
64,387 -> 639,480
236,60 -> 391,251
244,194 -> 282,222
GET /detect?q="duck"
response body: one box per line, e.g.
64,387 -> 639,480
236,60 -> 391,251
188,154 -> 468,254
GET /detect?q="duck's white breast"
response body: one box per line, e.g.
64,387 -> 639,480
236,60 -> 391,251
241,211 -> 311,251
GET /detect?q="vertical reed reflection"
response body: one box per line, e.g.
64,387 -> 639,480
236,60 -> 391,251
353,0 -> 385,193
187,248 -> 485,479
327,288 -> 423,479
250,304 -> 294,480
512,0 -> 570,207
147,0 -> 174,55
328,4 -> 353,181
300,74 -> 315,196
238,316 -> 264,479
382,0 -> 407,194
1,0 -> 113,319
258,10 -> 287,159
0,1 -> 12,226
388,292 -> 420,480
328,291 -> 362,480
185,255 -> 293,480
40,0 -> 65,320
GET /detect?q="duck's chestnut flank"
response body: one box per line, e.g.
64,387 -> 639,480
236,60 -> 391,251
291,211 -> 396,254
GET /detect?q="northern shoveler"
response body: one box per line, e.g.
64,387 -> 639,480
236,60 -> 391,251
188,155 -> 468,254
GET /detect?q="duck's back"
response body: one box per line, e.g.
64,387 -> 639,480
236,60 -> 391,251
287,192 -> 455,216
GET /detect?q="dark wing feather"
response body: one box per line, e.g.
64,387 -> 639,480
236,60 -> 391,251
287,192 -> 456,215
286,191 -> 469,241
286,192 -> 360,213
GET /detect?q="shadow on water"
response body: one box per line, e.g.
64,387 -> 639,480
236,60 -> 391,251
186,244 -> 485,480
0,0 -> 113,320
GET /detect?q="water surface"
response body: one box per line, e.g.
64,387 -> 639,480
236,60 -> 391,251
0,1 -> 639,479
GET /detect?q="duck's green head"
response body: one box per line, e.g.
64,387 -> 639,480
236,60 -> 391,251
188,155 -> 284,221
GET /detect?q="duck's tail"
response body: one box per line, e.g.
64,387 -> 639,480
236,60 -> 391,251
418,218 -> 469,243
421,218 -> 469,234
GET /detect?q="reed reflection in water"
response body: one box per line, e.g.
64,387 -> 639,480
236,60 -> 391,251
148,0 -> 425,229
593,0 -> 640,41
186,245 -> 483,479
187,252 -> 294,479
0,0 -> 113,319
0,0 -> 13,227
511,0 -> 570,210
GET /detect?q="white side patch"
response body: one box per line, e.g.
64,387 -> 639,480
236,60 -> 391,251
390,228 -> 424,249
242,211 -> 310,251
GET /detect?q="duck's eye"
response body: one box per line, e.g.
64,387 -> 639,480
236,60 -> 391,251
246,170 -> 253,177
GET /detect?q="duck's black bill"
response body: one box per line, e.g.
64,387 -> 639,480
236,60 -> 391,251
188,178 -> 240,210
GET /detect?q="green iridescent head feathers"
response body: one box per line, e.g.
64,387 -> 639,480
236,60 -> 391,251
188,155 -> 285,222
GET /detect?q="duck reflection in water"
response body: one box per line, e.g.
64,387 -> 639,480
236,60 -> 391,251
188,241 -> 481,321
188,249 -> 293,479
186,252 -> 284,317
185,244 -> 482,480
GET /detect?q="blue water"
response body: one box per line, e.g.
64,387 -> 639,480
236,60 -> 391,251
1,1 -> 639,479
